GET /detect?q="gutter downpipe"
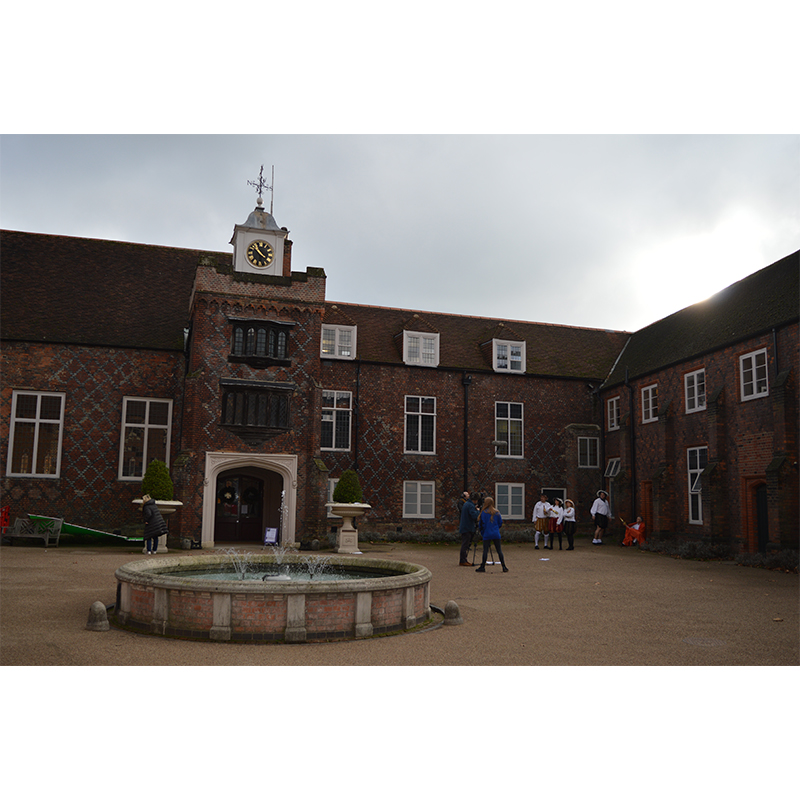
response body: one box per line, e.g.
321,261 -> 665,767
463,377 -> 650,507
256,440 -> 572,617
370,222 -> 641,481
354,360 -> 361,472
625,366 -> 636,516
462,372 -> 472,491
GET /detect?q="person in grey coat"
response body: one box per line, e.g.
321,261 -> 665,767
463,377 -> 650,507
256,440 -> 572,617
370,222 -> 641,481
141,494 -> 167,554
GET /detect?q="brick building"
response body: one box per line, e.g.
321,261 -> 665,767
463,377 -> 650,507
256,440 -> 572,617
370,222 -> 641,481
2,199 -> 797,555
599,251 -> 799,554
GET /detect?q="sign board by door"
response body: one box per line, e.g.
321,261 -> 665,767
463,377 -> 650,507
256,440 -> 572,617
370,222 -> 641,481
264,527 -> 278,545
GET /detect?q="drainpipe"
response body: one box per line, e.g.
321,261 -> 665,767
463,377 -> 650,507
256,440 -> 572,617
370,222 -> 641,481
462,373 -> 472,490
772,327 -> 779,374
354,360 -> 361,472
625,367 -> 637,516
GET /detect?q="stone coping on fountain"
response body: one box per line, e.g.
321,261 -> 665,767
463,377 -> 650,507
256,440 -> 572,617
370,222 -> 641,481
115,553 -> 430,594
113,553 -> 433,643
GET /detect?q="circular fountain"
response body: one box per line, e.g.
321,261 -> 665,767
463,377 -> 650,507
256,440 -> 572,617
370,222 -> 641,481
113,551 -> 433,643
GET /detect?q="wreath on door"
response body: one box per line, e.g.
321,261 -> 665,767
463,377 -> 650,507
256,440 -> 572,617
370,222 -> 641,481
218,485 -> 238,504
242,487 -> 261,505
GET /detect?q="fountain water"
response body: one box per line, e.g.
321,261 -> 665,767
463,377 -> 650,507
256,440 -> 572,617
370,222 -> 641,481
300,553 -> 333,580
222,548 -> 255,580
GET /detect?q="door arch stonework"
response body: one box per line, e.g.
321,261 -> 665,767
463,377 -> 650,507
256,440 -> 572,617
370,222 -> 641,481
202,452 -> 298,547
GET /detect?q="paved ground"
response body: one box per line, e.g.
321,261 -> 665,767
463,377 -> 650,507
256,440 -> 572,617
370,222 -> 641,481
1,537 -> 797,666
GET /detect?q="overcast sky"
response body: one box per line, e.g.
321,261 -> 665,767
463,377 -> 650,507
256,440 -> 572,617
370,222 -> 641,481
2,134 -> 796,332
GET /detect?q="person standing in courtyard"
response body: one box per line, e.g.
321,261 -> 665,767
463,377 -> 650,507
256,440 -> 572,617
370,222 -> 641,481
532,493 -> 551,549
563,499 -> 577,550
141,494 -> 167,555
551,497 -> 565,550
458,491 -> 478,566
591,490 -> 611,545
475,496 -> 508,573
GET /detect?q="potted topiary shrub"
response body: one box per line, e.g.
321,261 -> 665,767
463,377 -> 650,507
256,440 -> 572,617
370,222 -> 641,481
328,469 -> 371,554
132,459 -> 183,552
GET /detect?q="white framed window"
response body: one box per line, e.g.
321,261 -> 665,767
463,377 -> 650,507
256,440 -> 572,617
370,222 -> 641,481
605,458 -> 621,478
6,390 -> 66,478
321,390 -> 352,451
642,384 -> 658,423
405,396 -> 436,453
578,437 -> 599,468
607,396 -> 620,430
403,480 -> 435,518
493,339 -> 526,373
119,397 -> 173,480
685,369 -> 706,413
321,325 -> 356,359
687,446 -> 708,524
403,331 -> 439,367
495,402 -> 523,458
740,348 -> 768,401
327,478 -> 339,516
496,483 -> 525,519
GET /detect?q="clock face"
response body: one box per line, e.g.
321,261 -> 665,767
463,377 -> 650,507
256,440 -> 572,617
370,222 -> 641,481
246,240 -> 274,268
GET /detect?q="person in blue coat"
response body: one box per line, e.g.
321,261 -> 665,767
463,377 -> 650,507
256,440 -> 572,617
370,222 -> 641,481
475,496 -> 509,573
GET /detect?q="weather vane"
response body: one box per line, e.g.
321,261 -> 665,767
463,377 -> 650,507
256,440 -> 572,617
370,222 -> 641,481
248,165 -> 275,213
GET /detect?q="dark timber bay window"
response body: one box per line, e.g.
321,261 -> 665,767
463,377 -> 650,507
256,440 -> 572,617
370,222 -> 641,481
220,379 -> 294,444
228,318 -> 294,368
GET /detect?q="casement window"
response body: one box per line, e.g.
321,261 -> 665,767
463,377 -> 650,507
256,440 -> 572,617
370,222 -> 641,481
405,396 -> 436,453
403,480 -> 435,518
495,402 -> 523,458
642,384 -> 658,423
229,318 -> 293,367
321,391 -> 352,451
607,396 -> 620,430
685,369 -> 706,413
496,483 -> 525,519
687,446 -> 708,524
220,379 -> 292,440
403,331 -> 439,367
740,348 -> 768,401
605,458 -> 621,478
321,325 -> 356,359
493,339 -> 525,373
6,390 -> 66,478
119,397 -> 173,480
578,437 -> 599,468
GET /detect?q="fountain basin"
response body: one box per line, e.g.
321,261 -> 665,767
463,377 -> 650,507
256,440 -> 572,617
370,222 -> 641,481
114,553 -> 432,643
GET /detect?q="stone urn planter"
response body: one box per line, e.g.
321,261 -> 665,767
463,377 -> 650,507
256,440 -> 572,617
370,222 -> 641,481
327,503 -> 371,554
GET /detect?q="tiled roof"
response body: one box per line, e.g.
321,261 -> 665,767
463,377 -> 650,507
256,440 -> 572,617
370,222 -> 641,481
324,301 -> 630,379
602,250 -> 800,388
1,230 -> 223,351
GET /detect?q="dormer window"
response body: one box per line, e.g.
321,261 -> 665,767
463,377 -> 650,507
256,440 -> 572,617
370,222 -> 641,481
321,325 -> 356,360
403,331 -> 439,367
493,339 -> 525,373
228,318 -> 293,368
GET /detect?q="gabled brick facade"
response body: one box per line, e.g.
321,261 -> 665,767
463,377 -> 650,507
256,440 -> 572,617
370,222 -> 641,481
1,215 -> 797,556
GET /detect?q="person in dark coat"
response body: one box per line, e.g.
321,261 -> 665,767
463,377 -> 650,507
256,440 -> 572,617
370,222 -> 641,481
142,494 -> 167,554
458,492 -> 478,566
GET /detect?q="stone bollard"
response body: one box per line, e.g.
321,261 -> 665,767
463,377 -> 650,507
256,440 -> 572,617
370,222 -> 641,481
86,600 -> 110,631
443,600 -> 464,625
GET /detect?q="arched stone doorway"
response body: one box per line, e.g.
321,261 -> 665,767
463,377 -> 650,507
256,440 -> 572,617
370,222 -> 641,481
202,452 -> 297,548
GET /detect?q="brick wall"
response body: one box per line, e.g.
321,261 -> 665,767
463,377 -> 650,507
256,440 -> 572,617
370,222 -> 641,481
1,340 -> 184,532
600,322 -> 799,553
320,360 -> 603,537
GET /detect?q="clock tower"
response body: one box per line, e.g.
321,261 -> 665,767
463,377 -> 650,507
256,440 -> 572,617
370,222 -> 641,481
230,196 -> 289,277
231,168 -> 291,276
